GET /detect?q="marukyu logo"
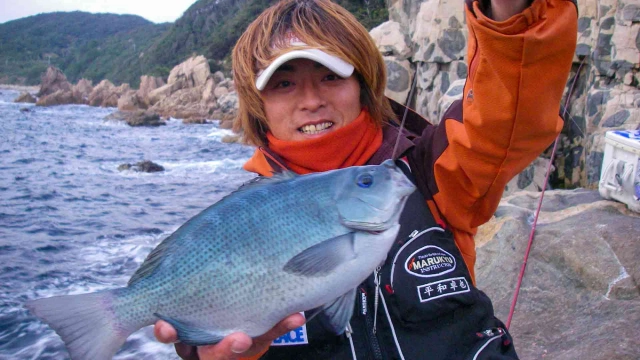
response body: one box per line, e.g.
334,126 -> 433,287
405,245 -> 456,277
271,312 -> 308,346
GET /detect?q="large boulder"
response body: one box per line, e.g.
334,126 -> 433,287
36,89 -> 78,106
33,78 -> 93,107
384,56 -> 413,104
137,75 -> 165,108
150,87 -> 210,120
215,92 -> 238,122
147,83 -> 176,106
14,92 -> 36,103
213,85 -> 229,99
476,189 -> 640,359
143,56 -> 239,123
369,21 -> 412,59
72,79 -> 93,104
212,71 -> 226,84
117,90 -> 142,111
167,55 -> 211,90
37,66 -> 72,97
88,80 -> 119,107
202,76 -> 218,105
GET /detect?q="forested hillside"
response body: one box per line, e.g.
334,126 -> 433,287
0,12 -> 169,86
0,0 -> 388,86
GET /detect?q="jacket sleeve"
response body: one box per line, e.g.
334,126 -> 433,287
410,0 -> 577,238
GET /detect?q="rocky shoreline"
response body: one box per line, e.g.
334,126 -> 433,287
12,55 -> 239,133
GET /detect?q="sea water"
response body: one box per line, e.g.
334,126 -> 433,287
0,89 -> 256,359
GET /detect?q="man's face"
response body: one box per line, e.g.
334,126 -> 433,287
259,58 -> 362,142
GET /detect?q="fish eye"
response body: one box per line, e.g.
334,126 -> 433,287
356,173 -> 374,188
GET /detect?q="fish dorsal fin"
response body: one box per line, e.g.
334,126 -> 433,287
128,203 -> 215,286
316,288 -> 357,334
283,233 -> 355,277
128,231 -> 181,286
268,168 -> 297,181
250,169 -> 297,185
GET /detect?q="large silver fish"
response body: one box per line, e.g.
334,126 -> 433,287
25,159 -> 415,360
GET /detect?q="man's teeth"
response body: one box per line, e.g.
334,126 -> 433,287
300,122 -> 332,134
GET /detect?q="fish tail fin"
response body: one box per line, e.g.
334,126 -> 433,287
26,289 -> 135,360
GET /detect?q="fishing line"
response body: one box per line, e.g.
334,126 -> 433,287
392,70 -> 418,160
506,56 -> 586,329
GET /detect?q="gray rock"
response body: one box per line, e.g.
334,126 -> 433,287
105,110 -> 166,127
118,160 -> 164,173
385,59 -> 410,93
602,109 -> 631,127
476,189 -> 640,360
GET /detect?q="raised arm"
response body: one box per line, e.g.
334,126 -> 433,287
411,0 -> 577,233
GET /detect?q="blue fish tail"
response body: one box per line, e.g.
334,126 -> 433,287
26,289 -> 134,360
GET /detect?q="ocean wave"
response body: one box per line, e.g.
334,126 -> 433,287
156,158 -> 250,174
206,127 -> 236,140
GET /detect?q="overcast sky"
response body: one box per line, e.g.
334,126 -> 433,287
0,0 -> 199,24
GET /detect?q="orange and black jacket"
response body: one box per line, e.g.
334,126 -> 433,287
243,1 -> 577,359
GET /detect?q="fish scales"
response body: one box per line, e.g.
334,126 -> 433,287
114,174 -> 352,328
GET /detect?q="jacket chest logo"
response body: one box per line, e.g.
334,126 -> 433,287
404,245 -> 456,277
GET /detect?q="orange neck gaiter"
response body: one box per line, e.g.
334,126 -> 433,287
244,110 -> 382,176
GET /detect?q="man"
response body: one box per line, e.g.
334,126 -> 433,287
155,0 -> 577,358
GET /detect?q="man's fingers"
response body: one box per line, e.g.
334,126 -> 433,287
197,333 -> 253,360
154,320 -> 178,343
156,315 -> 305,360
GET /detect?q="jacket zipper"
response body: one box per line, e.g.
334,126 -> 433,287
467,30 -> 480,102
471,328 -> 507,360
359,286 -> 384,360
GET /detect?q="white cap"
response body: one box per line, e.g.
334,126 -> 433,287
255,44 -> 354,91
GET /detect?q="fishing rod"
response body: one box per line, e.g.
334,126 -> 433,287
506,56 -> 586,328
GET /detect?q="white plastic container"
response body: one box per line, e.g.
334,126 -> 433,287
599,130 -> 640,213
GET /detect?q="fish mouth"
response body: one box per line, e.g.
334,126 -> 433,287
344,193 -> 412,232
298,121 -> 334,135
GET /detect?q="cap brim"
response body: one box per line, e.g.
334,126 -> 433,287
255,48 -> 354,91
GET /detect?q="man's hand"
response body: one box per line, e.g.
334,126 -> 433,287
154,314 -> 306,360
490,0 -> 530,21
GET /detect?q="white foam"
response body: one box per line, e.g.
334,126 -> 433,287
11,330 -> 59,358
161,158 -> 249,175
207,127 -> 236,141
116,328 -> 176,359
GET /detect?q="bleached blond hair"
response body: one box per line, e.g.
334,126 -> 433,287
232,0 -> 394,147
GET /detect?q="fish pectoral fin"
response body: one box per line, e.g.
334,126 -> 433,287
315,288 -> 357,335
283,233 -> 355,277
154,313 -> 224,346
